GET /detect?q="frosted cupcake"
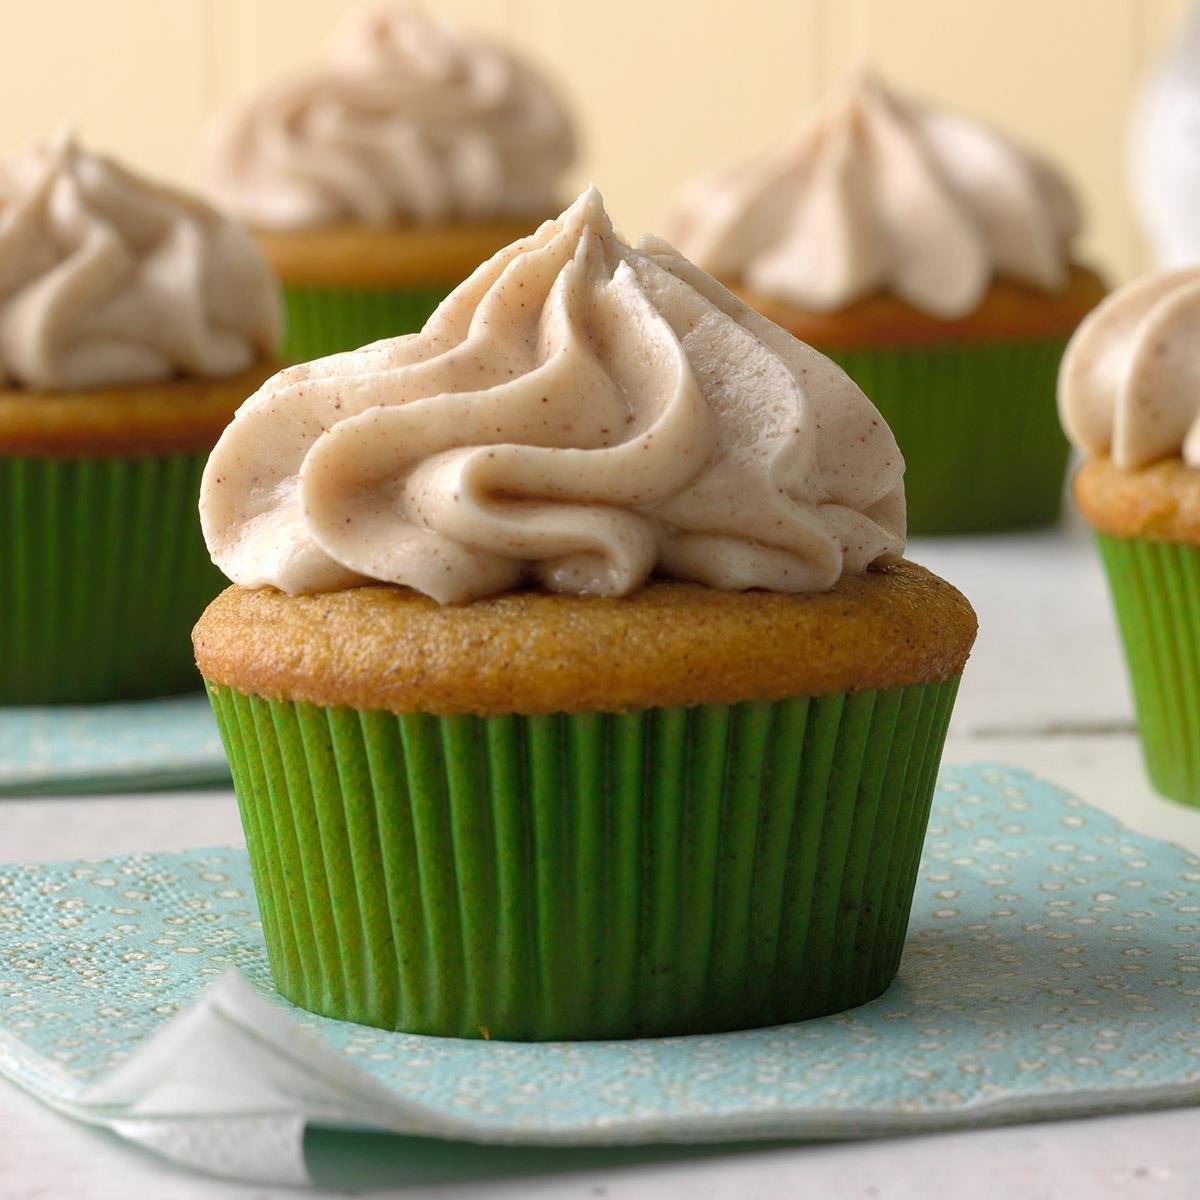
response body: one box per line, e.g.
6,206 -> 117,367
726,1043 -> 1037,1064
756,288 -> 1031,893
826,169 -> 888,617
200,3 -> 575,361
194,188 -> 976,1040
1060,269 -> 1200,806
662,70 -> 1105,534
0,133 -> 281,704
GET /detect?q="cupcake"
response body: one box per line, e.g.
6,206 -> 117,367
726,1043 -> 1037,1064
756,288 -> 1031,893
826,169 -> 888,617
199,3 -> 575,362
661,69 -> 1106,535
194,188 -> 977,1040
1060,269 -> 1200,807
0,133 -> 281,705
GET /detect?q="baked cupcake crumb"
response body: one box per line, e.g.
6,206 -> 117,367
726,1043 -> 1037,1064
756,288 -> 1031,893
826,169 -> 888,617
194,561 -> 977,716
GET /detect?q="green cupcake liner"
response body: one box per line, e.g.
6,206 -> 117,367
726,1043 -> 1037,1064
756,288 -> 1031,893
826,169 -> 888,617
1096,533 -> 1200,807
281,282 -> 454,362
824,338 -> 1070,535
207,676 -> 961,1040
0,453 -> 224,705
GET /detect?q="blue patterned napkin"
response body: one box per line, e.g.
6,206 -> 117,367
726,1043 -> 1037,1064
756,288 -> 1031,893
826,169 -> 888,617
1,763 -> 1199,1184
0,694 -> 230,795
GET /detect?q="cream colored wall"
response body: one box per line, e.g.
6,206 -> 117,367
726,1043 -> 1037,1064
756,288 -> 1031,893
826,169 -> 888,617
2,0 -> 1192,281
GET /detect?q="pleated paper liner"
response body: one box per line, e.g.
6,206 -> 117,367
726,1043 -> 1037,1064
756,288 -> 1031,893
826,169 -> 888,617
281,282 -> 454,361
207,676 -> 961,1041
1096,533 -> 1200,807
824,338 -> 1070,535
0,453 -> 225,705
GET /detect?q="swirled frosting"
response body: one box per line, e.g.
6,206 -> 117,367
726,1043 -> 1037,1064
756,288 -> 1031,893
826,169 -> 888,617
200,188 -> 905,604
200,4 -> 575,231
661,70 -> 1081,320
1059,268 -> 1200,469
0,133 -> 280,391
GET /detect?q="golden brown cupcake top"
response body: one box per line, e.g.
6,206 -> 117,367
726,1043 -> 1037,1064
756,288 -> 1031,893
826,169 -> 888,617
1073,456 -> 1200,545
254,216 -> 554,287
194,560 -> 976,716
0,360 -> 277,457
738,264 -> 1105,350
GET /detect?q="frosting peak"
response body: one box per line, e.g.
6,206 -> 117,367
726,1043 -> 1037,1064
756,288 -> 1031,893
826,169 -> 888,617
200,4 -> 575,231
0,133 -> 280,391
201,188 -> 905,604
661,70 -> 1081,319
1059,268 -> 1200,469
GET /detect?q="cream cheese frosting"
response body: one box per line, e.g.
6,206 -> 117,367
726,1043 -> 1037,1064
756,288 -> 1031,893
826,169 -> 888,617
1059,268 -> 1200,469
0,133 -> 280,392
200,188 -> 905,604
661,70 -> 1081,320
200,4 -> 575,231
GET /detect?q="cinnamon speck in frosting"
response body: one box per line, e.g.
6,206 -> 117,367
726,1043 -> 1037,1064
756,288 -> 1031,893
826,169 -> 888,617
0,132 -> 280,391
201,187 -> 906,603
1059,267 -> 1200,469
662,68 -> 1080,319
200,3 -> 574,231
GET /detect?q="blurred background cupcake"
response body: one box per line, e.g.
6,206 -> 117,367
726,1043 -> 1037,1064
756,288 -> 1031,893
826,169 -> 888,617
661,69 -> 1106,535
1060,268 -> 1200,807
1132,3 -> 1200,271
0,131 -> 281,705
194,188 -> 976,1040
198,3 -> 576,362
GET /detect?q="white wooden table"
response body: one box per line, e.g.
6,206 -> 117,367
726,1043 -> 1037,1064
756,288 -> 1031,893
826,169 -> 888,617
5,525 -> 1200,1199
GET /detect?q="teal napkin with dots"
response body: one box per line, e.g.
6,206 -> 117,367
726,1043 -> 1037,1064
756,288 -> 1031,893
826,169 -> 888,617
0,694 -> 230,795
1,763 -> 1199,1185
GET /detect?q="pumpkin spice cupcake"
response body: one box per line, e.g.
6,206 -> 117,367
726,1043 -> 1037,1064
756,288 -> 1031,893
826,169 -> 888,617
199,3 -> 575,361
661,69 -> 1105,534
0,133 -> 281,705
1060,268 -> 1200,806
194,188 -> 977,1041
